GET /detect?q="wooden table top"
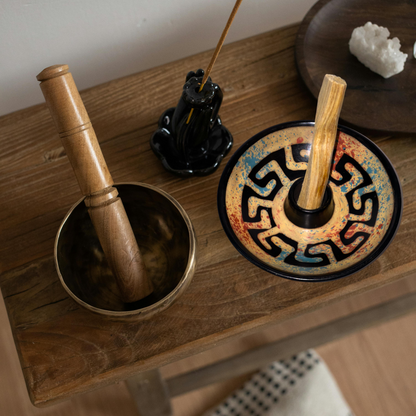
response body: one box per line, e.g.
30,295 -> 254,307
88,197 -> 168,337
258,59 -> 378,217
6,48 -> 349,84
1,24 -> 415,407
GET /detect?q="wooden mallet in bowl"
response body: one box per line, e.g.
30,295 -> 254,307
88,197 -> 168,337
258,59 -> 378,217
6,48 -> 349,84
37,64 -> 153,303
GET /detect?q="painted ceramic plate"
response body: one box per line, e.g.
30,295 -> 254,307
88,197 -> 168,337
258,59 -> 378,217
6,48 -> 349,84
295,0 -> 416,133
218,121 -> 402,281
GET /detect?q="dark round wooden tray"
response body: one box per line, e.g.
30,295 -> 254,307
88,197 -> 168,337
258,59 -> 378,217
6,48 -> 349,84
295,0 -> 416,133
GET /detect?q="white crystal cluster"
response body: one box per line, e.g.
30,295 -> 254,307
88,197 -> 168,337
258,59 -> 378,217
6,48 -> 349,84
349,22 -> 408,78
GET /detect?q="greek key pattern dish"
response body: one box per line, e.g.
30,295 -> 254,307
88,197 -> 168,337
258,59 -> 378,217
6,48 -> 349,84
218,122 -> 402,281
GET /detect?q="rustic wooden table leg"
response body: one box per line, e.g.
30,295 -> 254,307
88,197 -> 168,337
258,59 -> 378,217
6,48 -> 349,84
126,369 -> 172,416
165,291 -> 416,397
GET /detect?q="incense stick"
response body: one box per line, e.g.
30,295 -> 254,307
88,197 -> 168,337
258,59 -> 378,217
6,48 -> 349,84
186,0 -> 243,124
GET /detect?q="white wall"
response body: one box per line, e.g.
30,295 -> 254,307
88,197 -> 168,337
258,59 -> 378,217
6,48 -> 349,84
0,0 -> 316,116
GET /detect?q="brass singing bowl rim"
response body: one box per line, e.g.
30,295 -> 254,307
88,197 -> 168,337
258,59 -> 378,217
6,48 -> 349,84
54,182 -> 197,319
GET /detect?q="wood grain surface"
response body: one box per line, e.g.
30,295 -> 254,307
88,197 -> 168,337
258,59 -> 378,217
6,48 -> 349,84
295,0 -> 416,133
0,23 -> 416,407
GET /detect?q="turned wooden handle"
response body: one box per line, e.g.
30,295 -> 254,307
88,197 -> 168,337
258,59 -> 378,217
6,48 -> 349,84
37,64 -> 153,303
297,74 -> 347,210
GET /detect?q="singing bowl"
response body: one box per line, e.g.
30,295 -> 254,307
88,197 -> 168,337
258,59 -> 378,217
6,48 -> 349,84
55,182 -> 197,320
218,121 -> 402,282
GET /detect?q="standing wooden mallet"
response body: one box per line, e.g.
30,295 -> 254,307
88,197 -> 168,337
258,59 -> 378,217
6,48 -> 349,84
297,74 -> 347,210
37,64 -> 153,303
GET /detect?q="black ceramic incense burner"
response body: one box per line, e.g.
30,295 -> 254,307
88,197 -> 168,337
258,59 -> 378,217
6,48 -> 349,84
150,69 -> 233,177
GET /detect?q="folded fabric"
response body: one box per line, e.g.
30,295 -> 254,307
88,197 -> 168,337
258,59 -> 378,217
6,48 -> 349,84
206,350 -> 354,416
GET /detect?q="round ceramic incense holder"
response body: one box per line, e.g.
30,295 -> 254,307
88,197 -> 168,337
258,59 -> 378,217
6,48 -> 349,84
218,121 -> 402,281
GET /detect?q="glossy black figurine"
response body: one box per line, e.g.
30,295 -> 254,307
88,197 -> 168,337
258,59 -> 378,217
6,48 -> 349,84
150,69 -> 233,176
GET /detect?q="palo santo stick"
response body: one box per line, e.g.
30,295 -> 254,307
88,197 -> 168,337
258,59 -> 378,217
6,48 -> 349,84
186,0 -> 243,124
297,74 -> 347,210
